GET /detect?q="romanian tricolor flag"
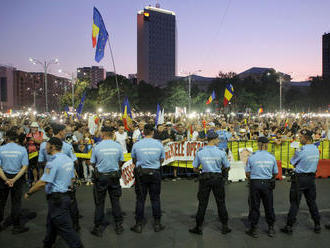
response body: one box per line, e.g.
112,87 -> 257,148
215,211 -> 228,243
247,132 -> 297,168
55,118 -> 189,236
223,84 -> 234,107
202,119 -> 207,134
206,90 -> 216,105
7,109 -> 12,115
258,107 -> 263,115
122,98 -> 132,131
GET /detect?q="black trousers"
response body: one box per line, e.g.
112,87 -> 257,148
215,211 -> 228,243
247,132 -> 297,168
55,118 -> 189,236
196,177 -> 228,226
93,175 -> 123,226
69,189 -> 80,230
248,179 -> 275,227
0,174 -> 24,227
286,175 -> 320,226
135,171 -> 161,222
44,195 -> 82,248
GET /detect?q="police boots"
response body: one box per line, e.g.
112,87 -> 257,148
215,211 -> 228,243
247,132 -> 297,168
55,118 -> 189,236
267,225 -> 275,237
314,223 -> 321,234
280,225 -> 293,234
90,225 -> 103,237
153,219 -> 165,232
115,222 -> 124,235
246,227 -> 258,238
189,226 -> 203,235
130,222 -> 143,233
221,224 -> 232,234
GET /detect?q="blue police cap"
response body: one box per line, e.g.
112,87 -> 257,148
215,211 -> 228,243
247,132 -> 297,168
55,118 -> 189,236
207,130 -> 219,140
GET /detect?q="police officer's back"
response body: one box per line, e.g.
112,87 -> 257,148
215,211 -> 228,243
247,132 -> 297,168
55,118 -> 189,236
130,124 -> 165,233
189,130 -> 231,235
0,130 -> 29,234
281,129 -> 321,234
90,126 -> 124,236
245,137 -> 278,238
24,137 -> 83,248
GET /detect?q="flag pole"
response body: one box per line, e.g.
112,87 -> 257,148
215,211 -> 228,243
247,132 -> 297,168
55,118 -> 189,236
107,39 -> 121,113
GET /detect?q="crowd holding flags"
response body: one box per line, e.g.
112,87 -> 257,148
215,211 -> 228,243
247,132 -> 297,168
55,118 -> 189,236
223,84 -> 234,107
92,7 -> 109,62
122,98 -> 132,131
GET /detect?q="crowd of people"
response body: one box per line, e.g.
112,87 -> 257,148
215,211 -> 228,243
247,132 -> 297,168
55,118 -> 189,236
1,111 -> 330,247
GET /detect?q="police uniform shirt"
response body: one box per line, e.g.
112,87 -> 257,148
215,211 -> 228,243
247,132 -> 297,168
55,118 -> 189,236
193,146 -> 230,173
90,140 -> 124,173
41,153 -> 75,194
39,141 -> 77,163
0,143 -> 29,174
245,150 -> 278,179
131,138 -> 165,169
290,144 -> 319,173
216,130 -> 232,150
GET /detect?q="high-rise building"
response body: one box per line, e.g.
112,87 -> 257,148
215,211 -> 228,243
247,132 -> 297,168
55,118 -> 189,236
0,66 -> 16,110
77,66 -> 105,88
323,33 -> 330,78
137,5 -> 176,88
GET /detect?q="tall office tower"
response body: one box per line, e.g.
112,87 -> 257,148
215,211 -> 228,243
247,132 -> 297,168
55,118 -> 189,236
323,33 -> 330,78
137,5 -> 176,88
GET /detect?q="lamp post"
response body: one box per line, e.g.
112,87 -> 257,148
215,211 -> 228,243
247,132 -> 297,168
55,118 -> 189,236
58,69 -> 75,108
182,69 -> 202,114
29,58 -> 58,112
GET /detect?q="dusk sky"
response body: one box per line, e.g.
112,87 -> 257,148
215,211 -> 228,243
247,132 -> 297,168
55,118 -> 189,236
1,0 -> 329,81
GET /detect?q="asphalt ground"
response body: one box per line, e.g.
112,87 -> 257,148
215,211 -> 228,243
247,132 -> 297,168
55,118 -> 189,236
1,178 -> 330,248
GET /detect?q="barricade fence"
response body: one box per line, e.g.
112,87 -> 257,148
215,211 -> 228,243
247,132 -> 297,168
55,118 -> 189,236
28,140 -> 330,178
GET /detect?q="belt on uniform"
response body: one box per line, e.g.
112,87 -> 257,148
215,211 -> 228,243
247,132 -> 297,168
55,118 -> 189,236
199,172 -> 222,180
251,179 -> 271,183
296,173 -> 315,177
47,192 -> 71,200
100,171 -> 121,176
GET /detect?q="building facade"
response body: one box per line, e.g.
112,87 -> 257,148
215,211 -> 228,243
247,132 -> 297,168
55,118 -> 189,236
137,5 -> 176,88
0,66 -> 70,111
77,66 -> 105,88
323,33 -> 330,78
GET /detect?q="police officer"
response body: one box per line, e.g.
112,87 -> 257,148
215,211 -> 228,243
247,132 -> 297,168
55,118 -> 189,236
245,137 -> 278,238
24,137 -> 83,248
281,129 -> 321,234
39,124 -> 81,231
130,124 -> 165,233
90,126 -> 124,236
216,122 -> 232,182
0,130 -> 29,234
189,130 -> 231,235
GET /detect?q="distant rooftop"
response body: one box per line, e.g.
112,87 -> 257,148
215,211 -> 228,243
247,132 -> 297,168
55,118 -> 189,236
138,6 -> 175,15
288,81 -> 311,87
239,67 -> 274,76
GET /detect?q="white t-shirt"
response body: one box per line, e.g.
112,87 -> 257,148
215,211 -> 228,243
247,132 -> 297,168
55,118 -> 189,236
115,131 -> 128,153
191,131 -> 199,141
133,129 -> 141,141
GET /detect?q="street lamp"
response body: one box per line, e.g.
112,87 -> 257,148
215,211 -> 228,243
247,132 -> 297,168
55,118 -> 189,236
29,57 -> 58,112
58,69 -> 76,108
182,69 -> 202,114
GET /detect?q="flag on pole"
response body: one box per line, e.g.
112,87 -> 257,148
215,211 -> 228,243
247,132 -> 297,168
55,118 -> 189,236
202,119 -> 207,134
155,104 -> 164,126
6,109 -> 12,115
64,106 -> 69,117
223,84 -> 234,107
122,98 -> 132,131
76,92 -> 86,116
206,90 -> 216,105
258,107 -> 263,115
92,7 -> 109,62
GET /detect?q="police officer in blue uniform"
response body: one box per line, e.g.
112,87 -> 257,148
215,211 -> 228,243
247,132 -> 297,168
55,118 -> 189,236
25,137 -> 83,248
0,130 -> 29,234
189,130 -> 231,235
90,126 -> 125,236
216,122 -> 232,182
245,137 -> 278,238
281,129 -> 321,234
39,124 -> 81,231
130,124 -> 165,233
